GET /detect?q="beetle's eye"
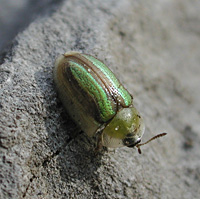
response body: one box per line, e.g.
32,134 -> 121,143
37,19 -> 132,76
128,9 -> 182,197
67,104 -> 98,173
123,137 -> 141,148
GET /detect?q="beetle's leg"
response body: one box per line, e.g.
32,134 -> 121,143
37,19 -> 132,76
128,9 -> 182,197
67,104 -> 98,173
95,131 -> 104,152
94,124 -> 107,152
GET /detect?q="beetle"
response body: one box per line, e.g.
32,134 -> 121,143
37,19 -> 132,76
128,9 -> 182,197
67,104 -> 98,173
53,52 -> 166,153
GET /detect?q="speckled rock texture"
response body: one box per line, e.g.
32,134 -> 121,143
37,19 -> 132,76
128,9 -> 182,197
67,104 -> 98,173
0,0 -> 200,198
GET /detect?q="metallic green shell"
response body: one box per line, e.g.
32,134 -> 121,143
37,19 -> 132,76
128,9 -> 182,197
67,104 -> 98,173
54,52 -> 133,136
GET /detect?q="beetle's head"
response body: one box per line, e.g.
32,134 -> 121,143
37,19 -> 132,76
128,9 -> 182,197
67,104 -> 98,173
102,107 -> 145,149
102,107 -> 167,153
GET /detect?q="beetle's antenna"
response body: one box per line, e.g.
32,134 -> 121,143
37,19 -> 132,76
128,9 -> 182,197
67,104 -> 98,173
136,133 -> 167,154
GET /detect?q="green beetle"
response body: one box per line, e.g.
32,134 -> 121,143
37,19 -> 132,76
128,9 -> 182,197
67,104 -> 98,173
54,52 -> 166,153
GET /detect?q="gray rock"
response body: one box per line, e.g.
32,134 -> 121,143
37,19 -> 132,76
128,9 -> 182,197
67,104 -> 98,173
1,0 -> 200,198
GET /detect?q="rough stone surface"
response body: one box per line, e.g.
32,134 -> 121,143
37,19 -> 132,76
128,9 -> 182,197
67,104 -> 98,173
1,0 -> 200,198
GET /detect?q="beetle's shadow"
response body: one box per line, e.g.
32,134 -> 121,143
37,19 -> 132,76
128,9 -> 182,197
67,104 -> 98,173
34,68 -> 106,185
56,132 -> 107,184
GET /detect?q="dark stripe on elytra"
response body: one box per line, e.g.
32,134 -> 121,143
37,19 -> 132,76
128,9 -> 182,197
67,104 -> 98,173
65,54 -> 118,110
82,54 -> 132,107
64,65 -> 104,123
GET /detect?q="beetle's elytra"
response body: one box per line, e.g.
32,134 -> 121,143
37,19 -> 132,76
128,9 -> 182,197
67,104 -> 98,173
54,52 -> 166,152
